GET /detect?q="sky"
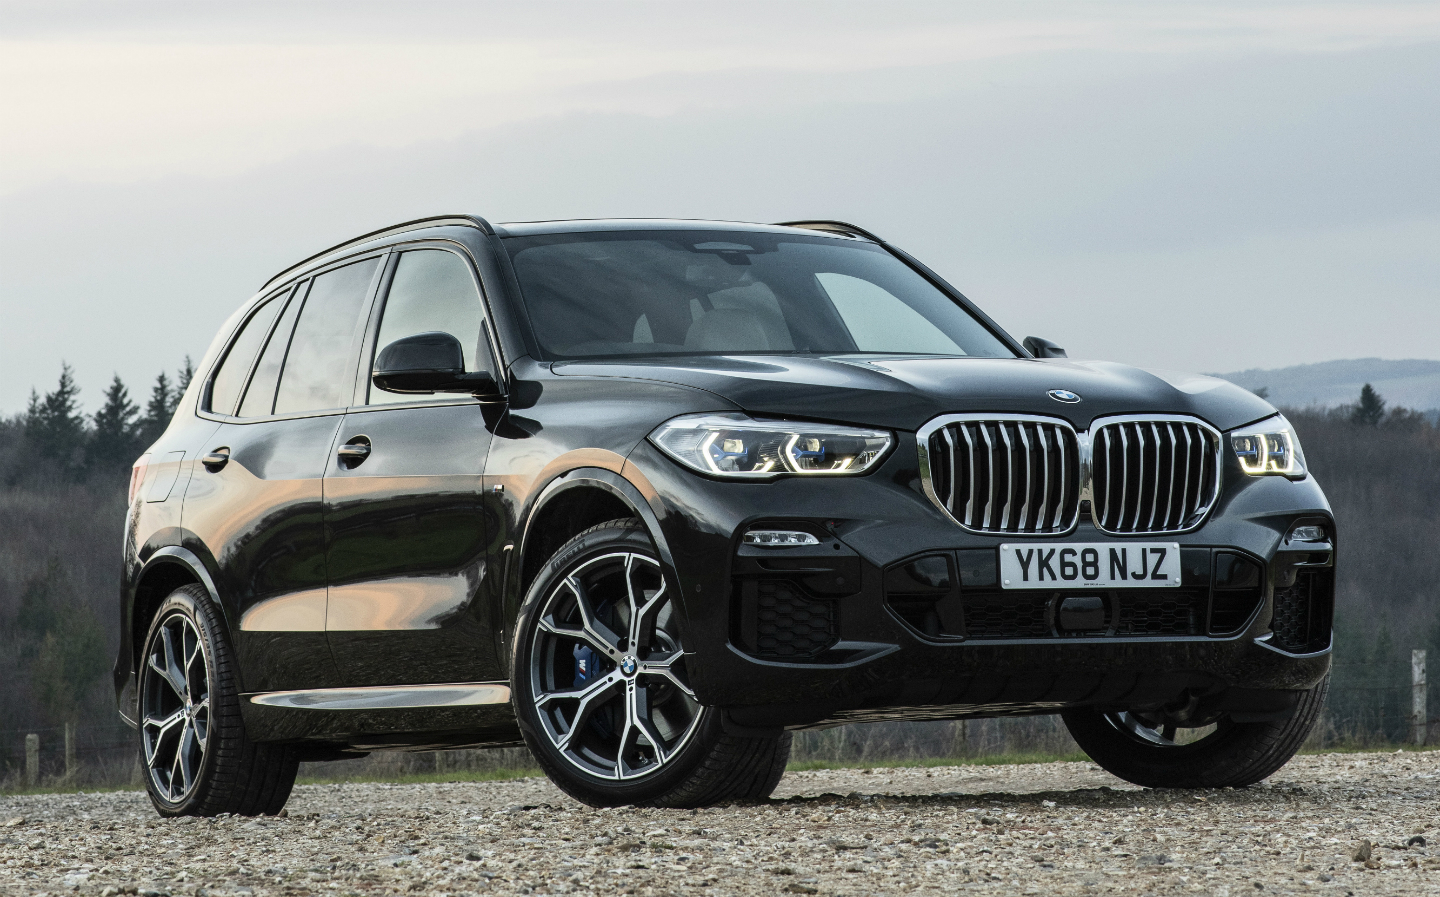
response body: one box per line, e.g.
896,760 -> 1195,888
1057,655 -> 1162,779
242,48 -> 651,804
2,1 -> 1438,414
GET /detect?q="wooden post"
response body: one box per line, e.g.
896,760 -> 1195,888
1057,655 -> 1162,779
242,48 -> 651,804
25,734 -> 39,786
1414,649 -> 1428,746
64,722 -> 76,780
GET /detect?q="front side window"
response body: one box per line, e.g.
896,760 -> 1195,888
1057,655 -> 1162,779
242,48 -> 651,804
503,230 -> 1014,360
369,249 -> 488,404
208,291 -> 284,415
272,257 -> 379,415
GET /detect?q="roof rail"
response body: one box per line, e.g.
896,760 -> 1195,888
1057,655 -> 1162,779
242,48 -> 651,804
260,214 -> 495,291
775,220 -> 885,243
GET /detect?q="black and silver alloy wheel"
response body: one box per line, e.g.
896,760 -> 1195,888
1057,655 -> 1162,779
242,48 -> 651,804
137,585 -> 299,817
1061,673 -> 1330,789
141,612 -> 211,802
530,550 -> 702,780
513,519 -> 791,808
1103,709 -> 1224,748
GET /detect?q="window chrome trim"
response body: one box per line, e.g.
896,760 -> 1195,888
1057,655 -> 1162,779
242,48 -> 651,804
916,411 -> 1223,537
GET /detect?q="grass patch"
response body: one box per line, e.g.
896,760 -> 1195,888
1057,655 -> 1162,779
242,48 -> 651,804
1299,743 -> 1440,756
785,752 -> 1090,772
0,783 -> 140,797
296,767 -> 541,786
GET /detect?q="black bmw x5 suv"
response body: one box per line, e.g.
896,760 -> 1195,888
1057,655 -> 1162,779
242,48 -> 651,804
116,216 -> 1335,815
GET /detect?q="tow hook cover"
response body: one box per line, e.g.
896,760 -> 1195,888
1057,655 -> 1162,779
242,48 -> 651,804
1058,595 -> 1106,631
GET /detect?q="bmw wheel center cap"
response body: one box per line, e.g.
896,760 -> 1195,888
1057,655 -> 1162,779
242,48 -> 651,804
620,655 -> 639,677
1048,389 -> 1082,403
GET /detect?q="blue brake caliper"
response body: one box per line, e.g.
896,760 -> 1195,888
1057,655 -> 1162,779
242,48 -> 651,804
573,643 -> 599,686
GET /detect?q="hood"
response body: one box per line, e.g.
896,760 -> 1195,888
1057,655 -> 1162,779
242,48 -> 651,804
550,355 -> 1277,433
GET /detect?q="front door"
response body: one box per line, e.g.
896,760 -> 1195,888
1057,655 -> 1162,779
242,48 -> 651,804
323,247 -> 501,685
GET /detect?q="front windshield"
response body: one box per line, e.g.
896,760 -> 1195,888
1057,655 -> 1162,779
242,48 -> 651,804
503,229 -> 1015,359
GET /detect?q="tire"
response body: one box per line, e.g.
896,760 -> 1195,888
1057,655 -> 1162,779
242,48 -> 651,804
1061,674 -> 1329,789
511,518 -> 791,808
138,584 -> 299,816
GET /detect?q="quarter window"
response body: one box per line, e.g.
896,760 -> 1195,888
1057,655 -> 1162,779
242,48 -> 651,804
208,292 -> 284,415
238,285 -> 305,418
273,258 -> 379,415
369,249 -> 488,405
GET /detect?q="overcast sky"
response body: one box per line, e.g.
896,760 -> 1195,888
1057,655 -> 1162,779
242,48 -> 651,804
2,1 -> 1438,414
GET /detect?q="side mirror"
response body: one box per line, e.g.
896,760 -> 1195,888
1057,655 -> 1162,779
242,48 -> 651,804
1023,336 -> 1068,359
372,332 -> 502,399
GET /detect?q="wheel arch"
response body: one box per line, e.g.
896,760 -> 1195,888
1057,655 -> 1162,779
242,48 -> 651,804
508,467 -> 679,660
131,547 -> 227,674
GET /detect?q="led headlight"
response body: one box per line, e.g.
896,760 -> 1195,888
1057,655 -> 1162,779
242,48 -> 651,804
1229,414 -> 1307,477
650,413 -> 893,478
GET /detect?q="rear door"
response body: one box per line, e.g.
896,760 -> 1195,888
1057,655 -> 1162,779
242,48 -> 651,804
323,246 -> 502,686
183,255 -> 382,693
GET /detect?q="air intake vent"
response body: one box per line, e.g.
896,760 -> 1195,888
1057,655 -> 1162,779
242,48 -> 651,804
1090,418 -> 1221,534
920,417 -> 1081,535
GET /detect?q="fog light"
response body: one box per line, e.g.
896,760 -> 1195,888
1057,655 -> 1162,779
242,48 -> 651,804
1287,525 -> 1327,543
742,530 -> 819,547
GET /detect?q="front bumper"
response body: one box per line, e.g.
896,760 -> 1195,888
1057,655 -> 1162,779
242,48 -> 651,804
631,436 -> 1335,729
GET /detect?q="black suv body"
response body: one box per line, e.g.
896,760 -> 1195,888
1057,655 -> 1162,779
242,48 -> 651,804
116,217 -> 1334,814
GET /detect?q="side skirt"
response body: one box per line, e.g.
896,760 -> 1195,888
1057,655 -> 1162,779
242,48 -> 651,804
240,681 -> 522,747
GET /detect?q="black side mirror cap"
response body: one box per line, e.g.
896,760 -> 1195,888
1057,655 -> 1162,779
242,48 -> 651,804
1023,336 -> 1068,359
372,332 -> 503,400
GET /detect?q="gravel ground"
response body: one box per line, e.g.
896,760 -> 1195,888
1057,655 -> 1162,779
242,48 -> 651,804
2,751 -> 1438,896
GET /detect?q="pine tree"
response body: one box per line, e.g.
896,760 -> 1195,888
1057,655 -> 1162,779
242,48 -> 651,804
169,356 -> 195,416
25,363 -> 87,472
139,371 -> 172,445
1350,383 -> 1386,427
88,374 -> 140,474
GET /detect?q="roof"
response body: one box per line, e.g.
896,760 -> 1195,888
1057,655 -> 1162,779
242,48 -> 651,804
493,218 -> 874,240
260,216 -> 876,290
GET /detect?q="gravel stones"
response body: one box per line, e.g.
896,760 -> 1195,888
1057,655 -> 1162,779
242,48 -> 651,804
2,750 -> 1438,896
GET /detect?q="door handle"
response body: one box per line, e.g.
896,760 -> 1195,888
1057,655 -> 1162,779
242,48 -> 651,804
201,448 -> 230,472
337,439 -> 371,468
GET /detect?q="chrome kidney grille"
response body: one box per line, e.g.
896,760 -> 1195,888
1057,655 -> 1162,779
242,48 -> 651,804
919,416 -> 1081,534
917,414 -> 1222,536
1090,419 -> 1221,534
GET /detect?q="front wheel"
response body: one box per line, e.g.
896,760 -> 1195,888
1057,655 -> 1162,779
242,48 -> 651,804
1061,674 -> 1329,789
512,519 -> 790,807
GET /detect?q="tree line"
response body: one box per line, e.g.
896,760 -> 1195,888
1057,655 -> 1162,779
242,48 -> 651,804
0,372 -> 1437,783
0,360 -> 193,779
13,360 -> 193,485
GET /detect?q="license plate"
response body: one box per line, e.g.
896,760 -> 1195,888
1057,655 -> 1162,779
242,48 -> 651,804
999,543 -> 1181,589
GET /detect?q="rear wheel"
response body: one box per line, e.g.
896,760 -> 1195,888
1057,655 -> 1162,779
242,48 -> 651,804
512,519 -> 791,807
139,584 -> 298,816
1061,674 -> 1329,789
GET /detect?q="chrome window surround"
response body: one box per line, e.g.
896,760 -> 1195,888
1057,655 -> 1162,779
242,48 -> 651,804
916,412 -> 1224,537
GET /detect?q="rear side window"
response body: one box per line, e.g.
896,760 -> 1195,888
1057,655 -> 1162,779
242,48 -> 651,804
369,249 -> 488,405
208,292 -> 284,415
273,257 -> 379,414
238,285 -> 305,417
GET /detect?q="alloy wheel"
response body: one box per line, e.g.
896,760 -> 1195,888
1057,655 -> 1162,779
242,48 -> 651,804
1104,710 -> 1223,747
529,551 -> 701,780
142,612 -> 211,802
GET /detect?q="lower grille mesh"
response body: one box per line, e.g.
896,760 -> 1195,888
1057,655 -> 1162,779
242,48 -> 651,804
1272,569 -> 1334,653
736,580 -> 838,660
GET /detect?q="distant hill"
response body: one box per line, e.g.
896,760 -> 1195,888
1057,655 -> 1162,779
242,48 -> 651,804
1211,358 -> 1440,411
